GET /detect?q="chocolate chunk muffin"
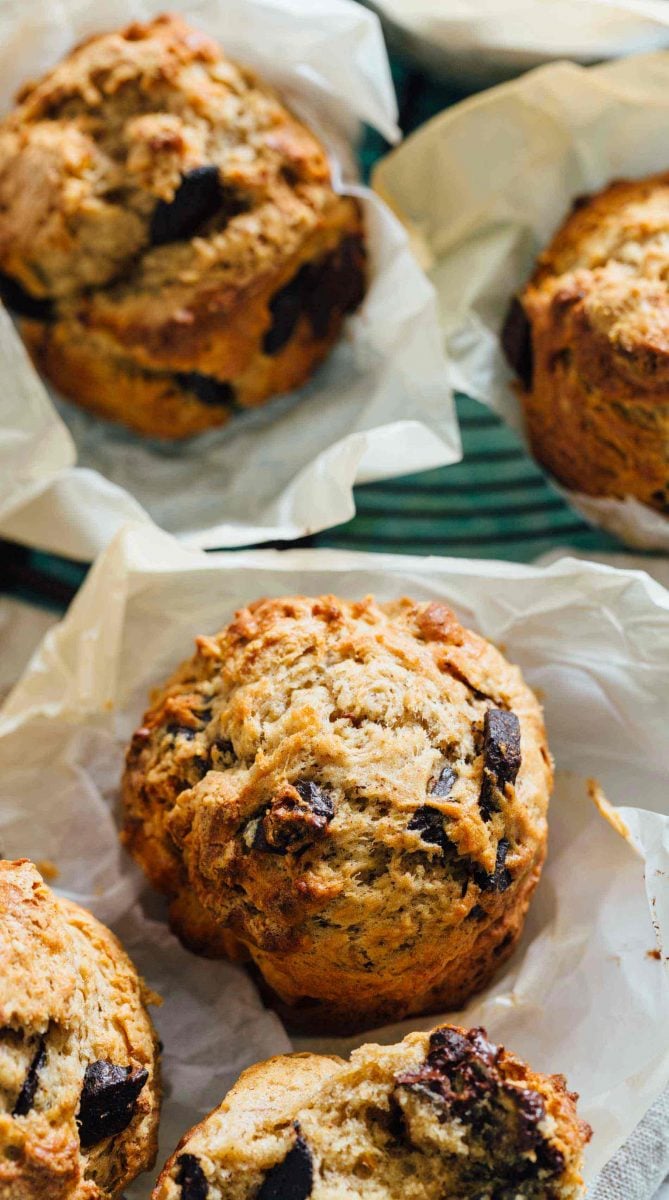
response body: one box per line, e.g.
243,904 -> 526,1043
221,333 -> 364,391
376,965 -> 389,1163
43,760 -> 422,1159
152,1024 -> 590,1199
502,174 -> 669,514
0,15 -> 365,438
121,594 -> 552,1033
0,859 -> 160,1199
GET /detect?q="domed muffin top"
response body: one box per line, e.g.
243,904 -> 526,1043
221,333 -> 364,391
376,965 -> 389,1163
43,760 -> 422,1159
122,594 -> 551,969
0,859 -> 159,1199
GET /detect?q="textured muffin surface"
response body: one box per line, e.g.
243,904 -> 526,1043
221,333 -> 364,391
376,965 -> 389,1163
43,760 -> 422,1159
153,1024 -> 590,1199
503,173 -> 669,513
0,859 -> 160,1199
0,14 -> 365,437
122,594 -> 552,1032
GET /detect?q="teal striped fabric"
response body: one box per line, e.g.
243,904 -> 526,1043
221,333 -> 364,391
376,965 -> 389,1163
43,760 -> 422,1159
316,394 -> 621,561
0,54 -> 659,613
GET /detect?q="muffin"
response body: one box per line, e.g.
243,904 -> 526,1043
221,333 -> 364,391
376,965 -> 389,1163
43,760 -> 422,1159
0,859 -> 160,1199
502,173 -> 669,513
0,15 -> 365,438
153,1023 -> 590,1199
121,594 -> 552,1033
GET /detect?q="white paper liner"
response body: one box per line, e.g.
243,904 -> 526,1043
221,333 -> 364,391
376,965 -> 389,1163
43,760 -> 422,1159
373,51 -> 669,551
0,524 -> 668,1193
0,0 -> 459,561
365,0 -> 669,87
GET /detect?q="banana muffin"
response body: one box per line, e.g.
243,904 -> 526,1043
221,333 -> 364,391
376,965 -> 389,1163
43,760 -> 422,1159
0,15 -> 365,438
502,173 -> 669,513
153,1024 -> 590,1199
121,594 -> 552,1033
0,859 -> 160,1199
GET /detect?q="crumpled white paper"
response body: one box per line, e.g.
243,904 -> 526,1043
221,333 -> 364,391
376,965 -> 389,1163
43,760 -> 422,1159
0,0 -> 459,561
0,524 -> 667,1194
373,51 -> 669,551
365,0 -> 669,88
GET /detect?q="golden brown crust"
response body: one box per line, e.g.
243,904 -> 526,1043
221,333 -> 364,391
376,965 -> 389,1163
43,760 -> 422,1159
152,1026 -> 590,1199
121,594 -> 552,1033
505,174 -> 669,513
0,860 -> 160,1200
0,15 -> 366,438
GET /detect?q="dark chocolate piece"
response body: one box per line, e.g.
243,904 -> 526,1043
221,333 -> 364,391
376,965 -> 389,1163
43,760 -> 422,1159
512,1087 -> 546,1151
150,167 -> 246,244
263,271 -> 305,355
430,765 -> 457,798
253,781 -> 334,854
301,235 -> 366,339
537,1139 -> 567,1175
408,805 -> 450,855
257,1125 -> 313,1200
263,234 -> 365,355
510,1086 -> 566,1173
0,273 -> 54,321
395,1025 -> 500,1111
76,1060 -> 148,1148
175,372 -> 237,409
479,708 -> 521,820
12,1037 -> 46,1117
501,295 -> 533,390
176,1153 -> 209,1200
473,837 -> 512,893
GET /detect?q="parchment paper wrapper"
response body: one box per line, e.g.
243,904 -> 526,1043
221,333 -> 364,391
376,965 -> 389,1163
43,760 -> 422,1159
0,0 -> 459,561
365,0 -> 669,88
0,524 -> 667,1194
373,51 -> 669,551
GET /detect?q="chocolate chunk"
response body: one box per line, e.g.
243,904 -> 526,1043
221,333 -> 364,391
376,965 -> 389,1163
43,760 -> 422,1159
263,235 -> 365,355
150,167 -> 246,244
467,904 -> 486,920
509,1086 -> 565,1172
430,765 -> 457,798
408,806 -> 450,855
263,271 -> 305,355
0,273 -> 53,321
12,1037 -> 46,1117
302,235 -> 366,339
537,1139 -> 567,1175
511,1087 -> 546,1151
257,1125 -> 313,1200
76,1060 -> 148,1148
395,1026 -> 501,1112
176,1153 -> 209,1200
501,295 -> 533,390
479,709 -> 521,820
407,806 -> 474,894
252,781 -> 334,854
473,838 -> 512,893
175,372 -> 237,409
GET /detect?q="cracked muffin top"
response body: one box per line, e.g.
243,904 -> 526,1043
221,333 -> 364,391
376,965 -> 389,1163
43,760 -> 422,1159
153,1025 -> 590,1200
122,594 -> 552,1030
0,859 -> 160,1200
0,13 -> 334,305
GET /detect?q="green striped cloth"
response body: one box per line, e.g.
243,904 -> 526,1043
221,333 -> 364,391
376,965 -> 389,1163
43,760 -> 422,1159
0,58 -> 649,613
